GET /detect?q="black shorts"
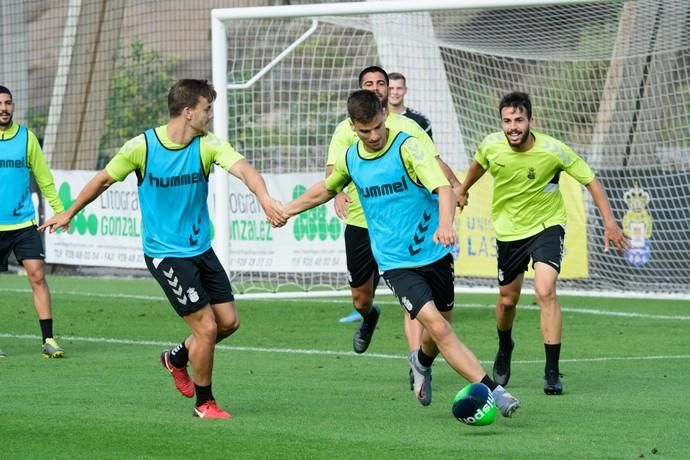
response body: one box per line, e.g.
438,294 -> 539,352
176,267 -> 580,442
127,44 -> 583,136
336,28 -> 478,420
344,224 -> 379,288
496,225 -> 565,286
0,225 -> 44,272
145,248 -> 234,317
382,254 -> 454,319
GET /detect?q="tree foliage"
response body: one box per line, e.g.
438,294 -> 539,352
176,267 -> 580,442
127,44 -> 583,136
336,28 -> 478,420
98,40 -> 176,167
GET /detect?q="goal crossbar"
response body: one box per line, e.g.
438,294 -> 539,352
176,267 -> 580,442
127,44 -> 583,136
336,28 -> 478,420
210,0 -> 607,279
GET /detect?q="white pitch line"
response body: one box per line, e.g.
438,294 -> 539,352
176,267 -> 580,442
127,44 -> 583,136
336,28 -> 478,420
289,298 -> 690,321
1,332 -> 689,365
0,288 -> 164,302
1,287 -> 689,321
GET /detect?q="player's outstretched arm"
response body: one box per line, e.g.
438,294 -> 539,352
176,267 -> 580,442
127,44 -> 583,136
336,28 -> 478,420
280,181 -> 336,224
456,160 -> 486,210
228,159 -> 286,227
38,169 -> 116,233
586,177 -> 630,254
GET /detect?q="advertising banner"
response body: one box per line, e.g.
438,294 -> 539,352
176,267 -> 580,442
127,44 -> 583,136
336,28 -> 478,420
226,173 -> 346,273
45,171 -> 148,268
45,170 -> 587,278
455,172 -> 588,279
44,171 -> 347,272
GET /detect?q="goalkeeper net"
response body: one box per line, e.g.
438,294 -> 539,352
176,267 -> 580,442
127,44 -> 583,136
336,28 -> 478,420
214,0 -> 690,296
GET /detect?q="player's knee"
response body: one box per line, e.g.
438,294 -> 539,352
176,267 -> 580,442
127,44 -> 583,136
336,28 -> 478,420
217,316 -> 240,339
497,300 -> 517,313
26,268 -> 47,288
424,313 -> 453,343
351,291 -> 373,310
534,285 -> 556,304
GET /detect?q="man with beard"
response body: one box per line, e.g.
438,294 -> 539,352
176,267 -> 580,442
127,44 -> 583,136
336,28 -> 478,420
327,67 -> 463,394
40,79 -> 285,418
0,85 -> 65,358
457,91 -> 628,395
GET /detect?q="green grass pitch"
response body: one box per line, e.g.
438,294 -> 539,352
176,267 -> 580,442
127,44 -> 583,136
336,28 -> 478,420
1,274 -> 689,459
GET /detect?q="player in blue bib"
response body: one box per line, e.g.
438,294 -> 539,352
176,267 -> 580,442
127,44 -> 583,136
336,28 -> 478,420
279,90 -> 520,417
0,85 -> 65,359
40,79 -> 285,419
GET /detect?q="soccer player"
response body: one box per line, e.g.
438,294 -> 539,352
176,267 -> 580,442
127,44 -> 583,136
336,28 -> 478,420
387,72 -> 433,140
457,91 -> 629,395
327,66 -> 462,385
326,66 -> 460,353
385,71 -> 439,372
39,79 -> 285,418
281,89 -> 520,417
0,85 -> 65,359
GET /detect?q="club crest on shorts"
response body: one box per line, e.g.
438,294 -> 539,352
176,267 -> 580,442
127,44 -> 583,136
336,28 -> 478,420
186,287 -> 200,303
401,296 -> 413,312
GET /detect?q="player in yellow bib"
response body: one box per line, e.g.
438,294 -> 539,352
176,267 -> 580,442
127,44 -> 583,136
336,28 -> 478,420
327,67 -> 462,391
458,92 -> 628,395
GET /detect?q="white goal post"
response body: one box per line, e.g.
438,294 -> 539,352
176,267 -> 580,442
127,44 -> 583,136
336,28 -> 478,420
210,0 -> 596,274
210,0 -> 690,296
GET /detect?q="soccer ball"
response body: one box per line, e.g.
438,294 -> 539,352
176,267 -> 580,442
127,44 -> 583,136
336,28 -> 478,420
452,383 -> 497,426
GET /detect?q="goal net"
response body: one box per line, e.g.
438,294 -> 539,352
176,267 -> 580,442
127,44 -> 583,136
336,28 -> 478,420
211,0 -> 690,296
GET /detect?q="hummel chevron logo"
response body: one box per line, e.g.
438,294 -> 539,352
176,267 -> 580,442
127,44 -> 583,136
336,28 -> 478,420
12,190 -> 29,216
408,210 -> 432,256
417,211 -> 431,232
12,201 -> 24,216
161,267 -> 188,305
189,215 -> 202,246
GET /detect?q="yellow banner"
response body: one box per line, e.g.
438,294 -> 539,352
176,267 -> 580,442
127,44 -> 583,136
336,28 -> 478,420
454,171 -> 588,279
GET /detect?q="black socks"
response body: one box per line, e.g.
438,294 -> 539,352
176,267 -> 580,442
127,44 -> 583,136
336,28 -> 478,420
170,340 -> 189,368
417,348 -> 436,368
497,327 -> 513,350
544,343 -> 561,374
481,375 -> 498,391
195,384 -> 214,406
39,319 -> 53,343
